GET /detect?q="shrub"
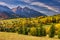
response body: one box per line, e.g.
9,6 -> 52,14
9,27 -> 16,33
0,27 -> 6,32
5,28 -> 10,32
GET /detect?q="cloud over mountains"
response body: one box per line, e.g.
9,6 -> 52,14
0,0 -> 60,15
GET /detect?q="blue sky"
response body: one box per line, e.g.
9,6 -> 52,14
0,0 -> 60,15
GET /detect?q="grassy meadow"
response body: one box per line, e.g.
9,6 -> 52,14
0,32 -> 59,40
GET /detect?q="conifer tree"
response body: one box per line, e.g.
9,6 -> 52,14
18,26 -> 23,34
58,28 -> 60,39
22,26 -> 28,35
42,28 -> 46,36
49,24 -> 55,38
39,23 -> 43,36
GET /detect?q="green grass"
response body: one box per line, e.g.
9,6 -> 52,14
0,32 -> 59,40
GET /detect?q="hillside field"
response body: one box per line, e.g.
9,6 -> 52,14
0,32 -> 59,40
0,15 -> 60,40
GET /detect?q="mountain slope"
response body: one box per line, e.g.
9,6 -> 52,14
12,6 -> 47,18
0,5 -> 19,19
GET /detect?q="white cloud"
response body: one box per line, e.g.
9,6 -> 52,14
0,2 -> 18,8
20,0 -> 33,3
31,2 -> 59,12
0,2 -> 7,5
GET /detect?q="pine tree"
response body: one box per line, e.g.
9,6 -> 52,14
58,29 -> 60,39
42,28 -> 46,36
39,23 -> 43,37
22,26 -> 28,35
52,17 -> 56,23
49,24 -> 55,38
18,26 -> 23,34
36,27 -> 40,36
36,23 -> 46,37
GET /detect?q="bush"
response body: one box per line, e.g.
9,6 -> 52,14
0,27 -> 6,32
9,27 -> 16,33
5,28 -> 10,32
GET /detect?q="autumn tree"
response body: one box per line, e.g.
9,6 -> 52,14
29,27 -> 37,36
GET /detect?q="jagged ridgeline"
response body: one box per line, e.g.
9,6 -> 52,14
0,5 -> 46,20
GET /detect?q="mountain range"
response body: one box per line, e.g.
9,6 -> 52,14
0,5 -> 20,19
0,5 -> 46,19
12,6 -> 46,18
